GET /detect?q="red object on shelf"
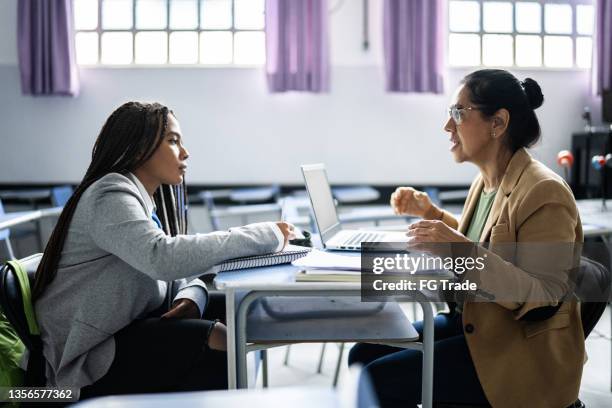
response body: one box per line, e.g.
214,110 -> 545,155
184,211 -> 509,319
557,150 -> 574,167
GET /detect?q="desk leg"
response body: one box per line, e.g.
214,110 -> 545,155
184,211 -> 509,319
225,289 -> 237,390
419,301 -> 435,408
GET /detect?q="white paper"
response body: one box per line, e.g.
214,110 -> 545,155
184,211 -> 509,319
292,249 -> 361,270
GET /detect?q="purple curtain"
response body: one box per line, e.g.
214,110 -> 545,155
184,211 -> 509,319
265,0 -> 329,93
383,0 -> 445,93
18,0 -> 79,96
596,0 -> 612,94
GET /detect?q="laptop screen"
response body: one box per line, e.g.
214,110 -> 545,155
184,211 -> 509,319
301,164 -> 340,236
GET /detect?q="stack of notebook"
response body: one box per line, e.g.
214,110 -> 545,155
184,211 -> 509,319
213,244 -> 311,273
292,249 -> 361,282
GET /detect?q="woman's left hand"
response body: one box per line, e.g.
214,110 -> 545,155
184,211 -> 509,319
161,299 -> 201,319
406,220 -> 470,256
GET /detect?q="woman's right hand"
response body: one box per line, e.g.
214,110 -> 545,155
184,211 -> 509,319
390,187 -> 440,219
275,222 -> 296,247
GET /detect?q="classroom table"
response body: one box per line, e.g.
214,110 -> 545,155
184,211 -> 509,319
0,189 -> 56,249
213,262 -> 436,408
576,199 -> 612,239
0,207 -> 62,230
74,386 -> 340,408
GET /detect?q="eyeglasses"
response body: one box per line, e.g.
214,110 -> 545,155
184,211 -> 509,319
448,105 -> 479,124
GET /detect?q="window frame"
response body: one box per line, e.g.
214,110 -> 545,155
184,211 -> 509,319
447,0 -> 595,71
74,0 -> 266,67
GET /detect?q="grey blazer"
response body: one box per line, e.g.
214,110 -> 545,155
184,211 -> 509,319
35,173 -> 280,393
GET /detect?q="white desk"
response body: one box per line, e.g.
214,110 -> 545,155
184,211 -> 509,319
214,262 -> 436,408
576,199 -> 612,239
75,387 -> 339,408
0,207 -> 63,230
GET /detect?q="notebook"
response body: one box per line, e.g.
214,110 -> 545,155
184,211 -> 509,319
295,269 -> 360,282
215,245 -> 311,272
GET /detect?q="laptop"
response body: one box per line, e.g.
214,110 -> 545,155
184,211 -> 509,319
301,163 -> 409,251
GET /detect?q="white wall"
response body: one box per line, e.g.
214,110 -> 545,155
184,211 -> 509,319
0,0 -> 602,185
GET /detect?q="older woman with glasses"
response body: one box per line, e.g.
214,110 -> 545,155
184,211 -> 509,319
349,69 -> 585,408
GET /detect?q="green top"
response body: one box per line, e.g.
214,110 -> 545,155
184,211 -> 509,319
455,189 -> 496,314
466,190 -> 497,242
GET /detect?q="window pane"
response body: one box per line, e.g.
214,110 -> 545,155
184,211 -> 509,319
102,0 -> 133,29
483,2 -> 513,33
576,37 -> 592,68
544,36 -> 573,67
449,1 -> 480,32
170,0 -> 198,29
75,32 -> 99,64
201,0 -> 232,29
74,0 -> 98,30
135,31 -> 168,63
448,33 -> 480,66
101,32 -> 133,63
200,31 -> 232,64
170,31 -> 199,63
482,34 -> 513,66
545,4 -> 572,34
234,31 -> 265,64
136,0 -> 167,29
515,35 -> 542,67
515,2 -> 541,33
576,5 -> 594,35
234,0 -> 264,29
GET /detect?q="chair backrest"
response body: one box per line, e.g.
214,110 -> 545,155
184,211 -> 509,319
575,256 -> 611,338
201,189 -> 282,231
51,186 -> 73,207
0,253 -> 42,350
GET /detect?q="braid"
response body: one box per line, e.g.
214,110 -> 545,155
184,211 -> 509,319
32,102 -> 182,301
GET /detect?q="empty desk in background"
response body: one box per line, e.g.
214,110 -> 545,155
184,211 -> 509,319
577,199 -> 612,240
0,207 -> 63,231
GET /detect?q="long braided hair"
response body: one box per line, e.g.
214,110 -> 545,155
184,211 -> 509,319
32,102 -> 188,301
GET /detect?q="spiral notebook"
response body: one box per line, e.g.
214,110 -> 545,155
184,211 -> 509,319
216,245 -> 311,272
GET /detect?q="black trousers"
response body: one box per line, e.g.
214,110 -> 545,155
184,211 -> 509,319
79,292 -> 228,400
349,312 -> 489,408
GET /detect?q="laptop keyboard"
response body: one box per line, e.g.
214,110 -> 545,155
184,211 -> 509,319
342,231 -> 384,247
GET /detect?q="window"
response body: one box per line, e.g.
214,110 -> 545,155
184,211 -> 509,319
448,0 -> 594,68
73,0 -> 266,65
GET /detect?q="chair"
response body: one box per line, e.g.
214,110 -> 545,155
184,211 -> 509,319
0,253 -> 46,386
434,256 -> 610,408
51,185 -> 73,207
199,188 -> 281,231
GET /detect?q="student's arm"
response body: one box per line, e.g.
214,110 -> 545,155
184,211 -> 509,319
173,278 -> 208,317
88,177 -> 282,282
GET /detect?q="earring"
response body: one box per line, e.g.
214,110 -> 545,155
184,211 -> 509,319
492,130 -> 496,138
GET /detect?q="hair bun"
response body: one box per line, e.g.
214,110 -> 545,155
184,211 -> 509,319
521,78 -> 544,110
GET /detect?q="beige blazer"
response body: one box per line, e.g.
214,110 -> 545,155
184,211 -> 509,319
443,148 -> 585,408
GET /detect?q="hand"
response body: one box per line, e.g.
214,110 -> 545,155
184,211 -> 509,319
390,187 -> 440,219
276,222 -> 296,247
406,219 -> 471,257
161,299 -> 201,319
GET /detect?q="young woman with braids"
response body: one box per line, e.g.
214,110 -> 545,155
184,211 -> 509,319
32,102 -> 294,399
